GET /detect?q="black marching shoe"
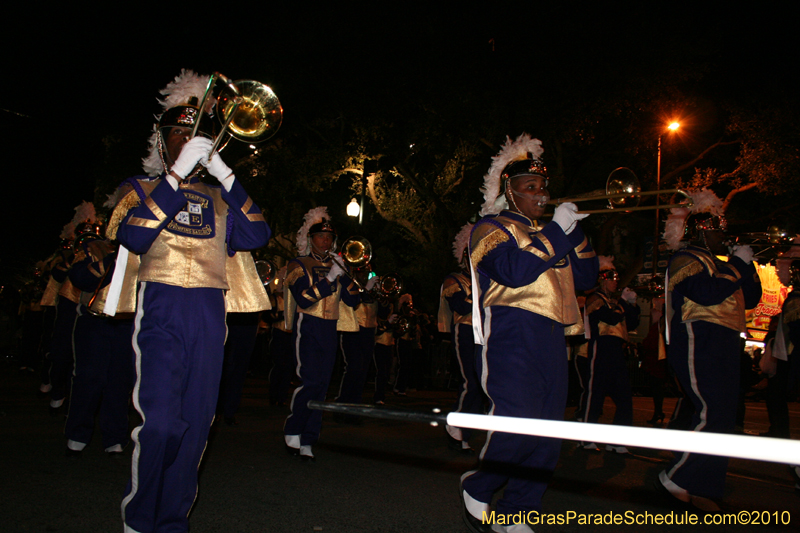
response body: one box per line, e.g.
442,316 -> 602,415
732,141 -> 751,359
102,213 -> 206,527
646,413 -> 665,426
460,491 -> 493,533
285,444 -> 300,457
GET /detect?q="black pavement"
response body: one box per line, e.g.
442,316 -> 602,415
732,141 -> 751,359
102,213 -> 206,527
2,363 -> 798,532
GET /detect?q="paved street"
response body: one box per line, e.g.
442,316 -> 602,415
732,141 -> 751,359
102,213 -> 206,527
2,362 -> 798,532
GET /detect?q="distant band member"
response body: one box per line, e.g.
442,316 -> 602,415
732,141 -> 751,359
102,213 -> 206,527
283,207 -> 360,461
439,223 -> 485,453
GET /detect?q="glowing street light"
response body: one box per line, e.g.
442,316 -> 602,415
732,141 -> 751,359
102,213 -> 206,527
653,121 -> 681,274
347,198 -> 360,218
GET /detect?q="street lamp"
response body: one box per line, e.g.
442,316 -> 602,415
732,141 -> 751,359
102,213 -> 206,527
347,198 -> 360,218
653,121 -> 680,275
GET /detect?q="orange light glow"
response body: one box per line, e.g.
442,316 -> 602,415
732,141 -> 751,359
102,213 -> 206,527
668,122 -> 680,131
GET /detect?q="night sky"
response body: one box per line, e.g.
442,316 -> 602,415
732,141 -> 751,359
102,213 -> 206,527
2,3 -> 796,285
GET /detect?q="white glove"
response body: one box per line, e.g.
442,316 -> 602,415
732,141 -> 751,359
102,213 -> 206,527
552,202 -> 588,235
365,276 -> 380,291
388,313 -> 398,324
621,287 -> 637,304
732,245 -> 754,264
170,137 -> 213,179
325,260 -> 346,282
204,150 -> 233,182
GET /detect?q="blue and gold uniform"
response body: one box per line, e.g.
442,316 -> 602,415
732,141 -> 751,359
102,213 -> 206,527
461,209 -> 597,516
284,252 -> 361,449
440,271 -> 484,449
660,245 -> 761,501
583,290 -> 639,430
336,295 -> 381,405
65,240 -> 135,454
117,174 -> 269,532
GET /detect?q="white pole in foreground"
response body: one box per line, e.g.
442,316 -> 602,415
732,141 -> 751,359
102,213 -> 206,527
447,412 -> 800,465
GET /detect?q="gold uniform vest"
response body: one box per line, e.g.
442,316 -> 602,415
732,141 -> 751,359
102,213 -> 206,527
127,180 -> 231,290
585,292 -> 629,340
668,248 -> 746,332
437,273 -> 472,333
470,213 -> 590,333
283,255 -> 359,331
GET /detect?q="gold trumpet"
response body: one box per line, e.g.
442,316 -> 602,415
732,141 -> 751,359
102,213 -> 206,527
191,72 -> 283,153
549,168 -> 693,214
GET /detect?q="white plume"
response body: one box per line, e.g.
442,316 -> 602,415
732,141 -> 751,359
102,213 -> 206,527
598,255 -> 615,271
297,206 -> 331,255
452,223 -> 473,262
479,134 -> 544,216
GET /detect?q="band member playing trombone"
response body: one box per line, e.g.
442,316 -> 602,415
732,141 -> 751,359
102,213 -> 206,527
283,207 -> 360,461
461,134 -> 597,533
658,190 -> 761,511
115,70 -> 270,532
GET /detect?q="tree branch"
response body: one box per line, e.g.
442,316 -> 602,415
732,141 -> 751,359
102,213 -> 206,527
663,139 -> 740,183
722,182 -> 759,212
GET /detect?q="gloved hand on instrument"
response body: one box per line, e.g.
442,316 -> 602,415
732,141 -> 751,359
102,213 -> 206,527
170,137 -> 213,180
326,260 -> 346,282
732,245 -> 754,264
552,202 -> 589,235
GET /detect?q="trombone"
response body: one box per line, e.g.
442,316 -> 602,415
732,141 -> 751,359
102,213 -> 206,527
549,168 -> 693,214
190,72 -> 283,154
327,236 -> 372,290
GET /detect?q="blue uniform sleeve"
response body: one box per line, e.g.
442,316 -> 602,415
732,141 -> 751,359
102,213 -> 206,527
566,225 -> 599,291
68,253 -> 116,293
339,274 -> 362,308
288,260 -> 334,310
444,276 -> 472,316
51,264 -> 69,284
477,221 -> 575,288
116,179 -> 191,254
672,254 -> 760,308
221,179 -> 271,251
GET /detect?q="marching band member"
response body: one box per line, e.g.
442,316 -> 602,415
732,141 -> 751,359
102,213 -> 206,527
335,269 -> 382,410
64,227 -> 135,457
393,293 -> 418,395
439,223 -> 485,453
283,207 -> 360,461
658,189 -> 761,511
461,134 -> 598,533
372,297 -> 397,405
268,266 -> 294,407
47,207 -> 97,416
581,256 -> 640,452
115,70 -> 270,532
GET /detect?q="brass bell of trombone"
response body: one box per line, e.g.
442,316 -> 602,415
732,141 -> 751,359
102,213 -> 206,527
339,236 -> 373,269
191,72 -> 283,154
605,167 -> 641,209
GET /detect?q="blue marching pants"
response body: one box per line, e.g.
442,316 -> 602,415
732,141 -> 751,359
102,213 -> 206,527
450,323 -> 484,441
336,326 -> 376,403
663,320 -> 741,499
66,309 -> 134,449
462,308 -> 568,515
122,282 -> 227,533
284,313 -> 338,446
